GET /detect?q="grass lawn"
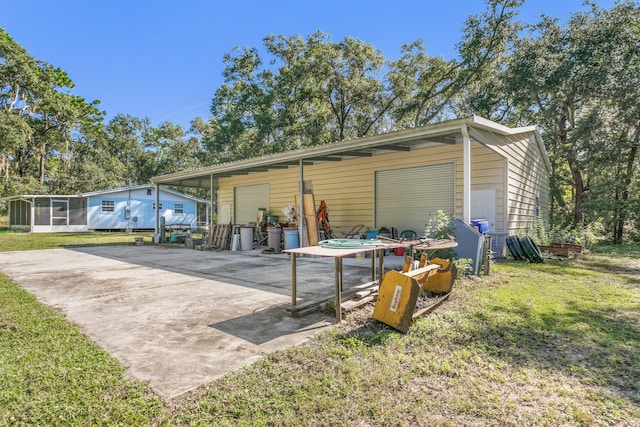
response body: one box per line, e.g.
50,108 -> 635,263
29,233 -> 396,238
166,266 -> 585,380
0,229 -> 155,252
1,232 -> 639,426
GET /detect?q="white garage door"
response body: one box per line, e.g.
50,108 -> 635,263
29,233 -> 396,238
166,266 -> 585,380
234,183 -> 269,224
375,163 -> 455,236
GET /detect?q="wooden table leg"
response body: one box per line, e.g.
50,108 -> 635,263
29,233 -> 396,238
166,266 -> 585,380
378,248 -> 384,282
371,249 -> 376,281
339,256 -> 343,292
291,253 -> 297,306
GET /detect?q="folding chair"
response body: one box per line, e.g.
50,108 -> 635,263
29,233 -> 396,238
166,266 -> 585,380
400,230 -> 417,241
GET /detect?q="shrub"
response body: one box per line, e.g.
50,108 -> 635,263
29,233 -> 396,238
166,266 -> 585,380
527,218 -> 606,249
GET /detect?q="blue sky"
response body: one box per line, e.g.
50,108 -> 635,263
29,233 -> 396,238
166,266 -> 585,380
2,0 -> 616,130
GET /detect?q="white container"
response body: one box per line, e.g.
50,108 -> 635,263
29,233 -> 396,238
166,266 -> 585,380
231,234 -> 240,251
240,227 -> 254,250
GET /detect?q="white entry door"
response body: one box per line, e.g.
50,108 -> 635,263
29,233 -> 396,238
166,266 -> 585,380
51,199 -> 69,226
470,189 -> 497,232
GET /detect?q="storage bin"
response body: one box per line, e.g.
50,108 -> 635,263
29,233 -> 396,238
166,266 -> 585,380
267,227 -> 282,252
470,219 -> 489,234
284,229 -> 299,249
240,227 -> 254,250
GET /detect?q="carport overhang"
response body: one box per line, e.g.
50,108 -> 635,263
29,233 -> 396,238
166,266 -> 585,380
151,115 -> 540,235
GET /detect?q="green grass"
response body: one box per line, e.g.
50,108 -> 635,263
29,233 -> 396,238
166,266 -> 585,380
0,229 -> 154,252
1,238 -> 639,426
0,275 -> 165,425
591,242 -> 640,259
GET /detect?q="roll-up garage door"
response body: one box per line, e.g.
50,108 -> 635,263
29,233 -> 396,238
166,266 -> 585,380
375,162 -> 455,235
234,183 -> 269,224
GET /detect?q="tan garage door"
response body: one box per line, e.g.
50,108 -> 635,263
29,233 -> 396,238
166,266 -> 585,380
234,183 -> 269,224
375,162 -> 455,236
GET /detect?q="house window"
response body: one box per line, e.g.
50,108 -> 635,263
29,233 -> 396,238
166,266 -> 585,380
146,189 -> 152,196
535,195 -> 541,217
101,200 -> 115,213
153,202 -> 163,210
174,203 -> 184,214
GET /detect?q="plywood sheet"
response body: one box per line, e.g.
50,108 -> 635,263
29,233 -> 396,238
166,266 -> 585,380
295,193 -> 319,246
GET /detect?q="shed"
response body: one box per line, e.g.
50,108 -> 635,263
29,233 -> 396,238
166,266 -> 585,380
2,184 -> 210,233
152,116 -> 551,256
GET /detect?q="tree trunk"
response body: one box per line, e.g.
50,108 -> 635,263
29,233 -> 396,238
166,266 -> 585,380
0,156 -> 9,180
39,146 -> 46,184
566,150 -> 586,226
612,130 -> 639,244
612,163 -> 623,244
555,107 -> 590,227
39,114 -> 50,184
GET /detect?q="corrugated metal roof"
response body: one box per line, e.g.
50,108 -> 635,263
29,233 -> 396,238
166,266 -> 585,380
151,115 -> 544,190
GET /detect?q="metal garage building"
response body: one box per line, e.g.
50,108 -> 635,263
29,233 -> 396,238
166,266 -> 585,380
151,116 -> 551,256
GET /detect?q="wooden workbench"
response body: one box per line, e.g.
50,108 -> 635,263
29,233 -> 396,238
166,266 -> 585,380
284,239 -> 459,322
412,239 -> 458,254
284,243 -> 403,322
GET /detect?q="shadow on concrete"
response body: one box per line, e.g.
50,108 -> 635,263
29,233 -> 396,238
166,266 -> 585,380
209,303 -> 330,346
65,245 -> 401,303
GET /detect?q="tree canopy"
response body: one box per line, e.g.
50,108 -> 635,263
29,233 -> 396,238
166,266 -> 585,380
1,0 -> 639,242
0,28 -> 207,198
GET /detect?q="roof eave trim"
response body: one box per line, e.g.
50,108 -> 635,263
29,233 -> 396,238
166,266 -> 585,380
469,115 -> 537,135
152,117 -> 481,183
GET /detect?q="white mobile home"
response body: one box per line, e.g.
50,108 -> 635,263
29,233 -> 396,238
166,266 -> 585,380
2,184 -> 210,233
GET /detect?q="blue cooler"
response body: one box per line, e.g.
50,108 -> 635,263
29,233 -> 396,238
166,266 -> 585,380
365,229 -> 379,240
470,219 -> 489,234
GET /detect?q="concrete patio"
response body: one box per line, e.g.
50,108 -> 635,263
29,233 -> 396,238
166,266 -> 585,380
0,245 -> 404,398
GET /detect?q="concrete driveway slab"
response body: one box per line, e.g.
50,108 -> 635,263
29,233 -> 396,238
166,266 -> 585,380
0,245 -> 399,398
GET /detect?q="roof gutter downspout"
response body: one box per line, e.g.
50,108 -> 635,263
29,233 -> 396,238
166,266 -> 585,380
155,183 -> 160,239
298,158 -> 305,247
461,125 -> 471,225
209,174 -> 214,231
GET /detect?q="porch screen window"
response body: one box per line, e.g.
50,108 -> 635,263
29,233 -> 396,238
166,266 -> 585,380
34,198 -> 50,225
101,200 -> 115,213
69,198 -> 87,225
174,203 -> 184,214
